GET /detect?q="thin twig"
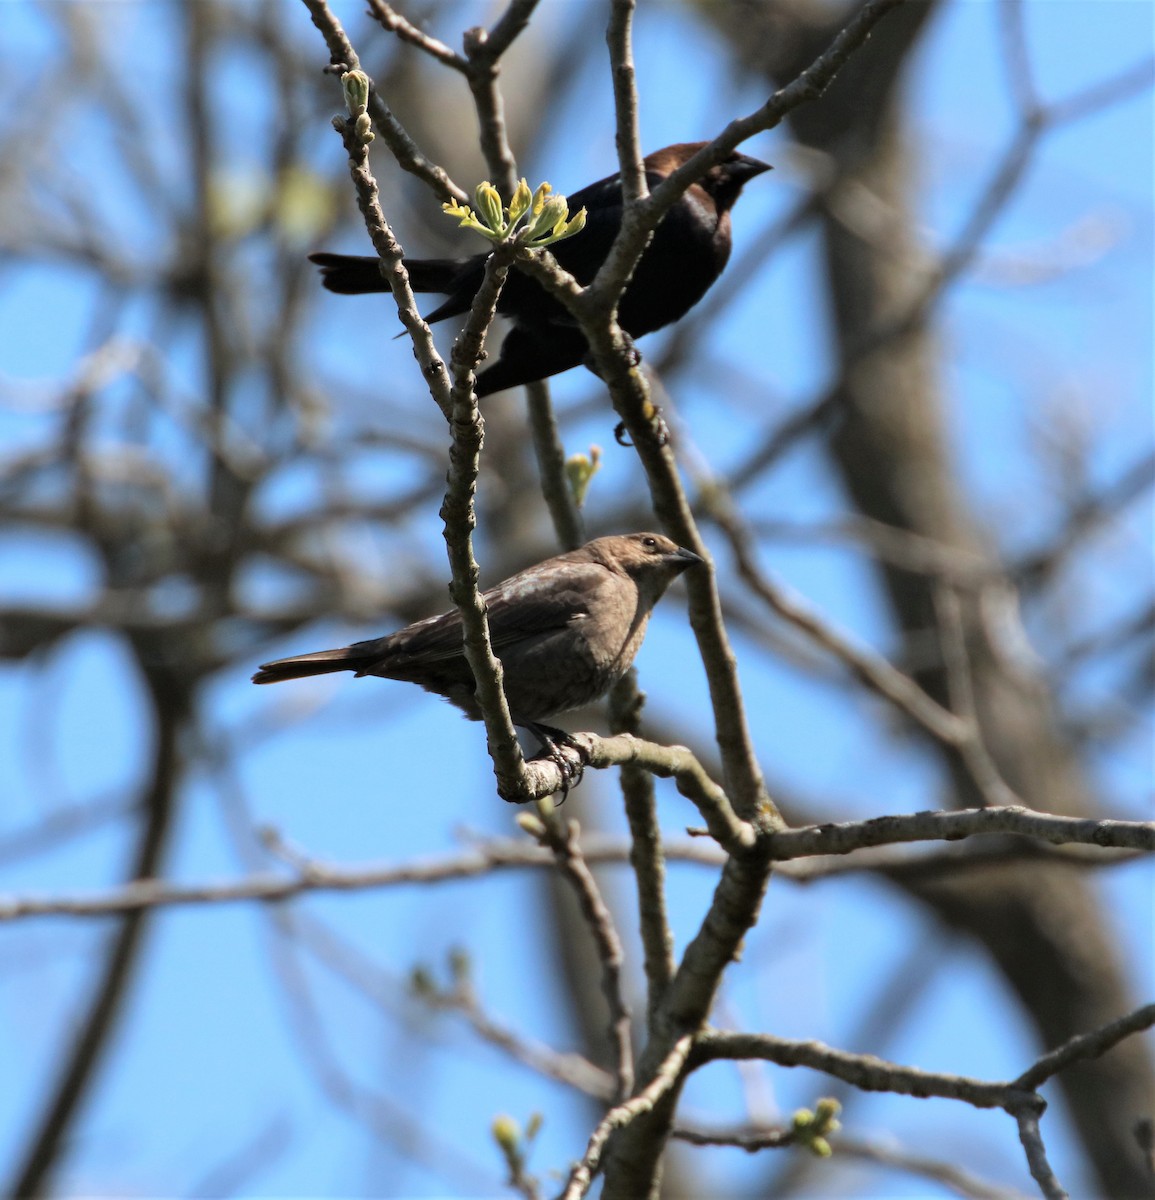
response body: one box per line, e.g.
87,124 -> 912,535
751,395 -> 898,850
533,816 -> 634,1102
607,0 -> 646,205
440,245 -> 531,799
559,1034 -> 694,1200
671,1124 -> 1026,1199
588,0 -> 908,313
330,84 -> 452,418
523,380 -> 585,550
510,245 -> 775,819
609,671 -> 676,1024
699,1001 -> 1155,1129
367,0 -> 465,69
1048,55 -> 1154,126
3,804 -> 1146,922
1013,450 -> 1155,589
728,48 -> 1155,498
1015,1003 -> 1155,1091
6,673 -> 187,1198
1009,1096 -> 1068,1200
934,581 -> 1023,809
697,1030 -> 1017,1108
709,494 -> 969,745
370,0 -> 540,193
517,732 -> 752,845
301,0 -> 467,204
763,806 -> 1155,860
462,1 -> 543,194
419,968 -> 616,1101
997,0 -> 1040,116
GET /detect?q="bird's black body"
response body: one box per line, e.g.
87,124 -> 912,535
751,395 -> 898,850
309,143 -> 769,395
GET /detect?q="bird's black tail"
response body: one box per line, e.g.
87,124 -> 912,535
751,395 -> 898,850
308,252 -> 463,296
308,253 -> 386,294
252,646 -> 370,685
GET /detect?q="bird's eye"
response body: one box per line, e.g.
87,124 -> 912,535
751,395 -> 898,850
642,536 -> 658,550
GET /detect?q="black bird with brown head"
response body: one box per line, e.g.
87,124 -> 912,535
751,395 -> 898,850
309,142 -> 769,396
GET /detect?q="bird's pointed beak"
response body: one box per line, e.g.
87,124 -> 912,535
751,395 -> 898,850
673,546 -> 704,568
733,154 -> 772,182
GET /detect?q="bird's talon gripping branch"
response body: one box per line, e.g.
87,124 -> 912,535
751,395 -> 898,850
527,723 -> 590,802
554,752 -> 584,803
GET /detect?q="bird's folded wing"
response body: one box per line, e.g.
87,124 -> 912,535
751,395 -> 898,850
549,175 -> 624,286
377,564 -> 603,666
550,167 -> 671,287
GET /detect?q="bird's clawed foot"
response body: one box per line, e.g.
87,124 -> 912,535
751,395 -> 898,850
614,406 -> 670,449
528,724 -> 590,802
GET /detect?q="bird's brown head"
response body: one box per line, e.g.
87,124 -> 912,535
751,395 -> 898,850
645,142 -> 771,213
590,532 -> 702,604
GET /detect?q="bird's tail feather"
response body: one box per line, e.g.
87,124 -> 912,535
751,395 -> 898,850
252,647 -> 369,685
308,253 -> 387,294
308,252 -> 461,296
403,257 -> 470,293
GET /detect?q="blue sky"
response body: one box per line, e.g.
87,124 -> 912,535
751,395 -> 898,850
1,1 -> 1152,1196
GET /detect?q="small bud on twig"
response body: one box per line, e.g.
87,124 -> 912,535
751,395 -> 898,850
565,445 -> 602,508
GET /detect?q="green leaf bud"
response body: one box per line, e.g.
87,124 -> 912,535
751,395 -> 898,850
522,195 -> 568,243
474,182 -> 506,235
507,178 -> 532,225
491,1114 -> 520,1155
342,70 -> 370,115
564,444 -> 602,508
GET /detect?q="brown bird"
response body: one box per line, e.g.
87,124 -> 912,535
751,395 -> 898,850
253,533 -> 700,758
309,142 -> 769,396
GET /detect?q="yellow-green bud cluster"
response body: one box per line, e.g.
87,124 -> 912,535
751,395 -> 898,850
442,178 -> 587,249
791,1097 -> 842,1158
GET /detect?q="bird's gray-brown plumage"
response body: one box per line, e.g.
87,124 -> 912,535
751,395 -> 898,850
253,534 -> 700,746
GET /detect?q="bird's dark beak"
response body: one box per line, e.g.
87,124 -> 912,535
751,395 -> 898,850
673,546 -> 704,568
732,154 -> 772,182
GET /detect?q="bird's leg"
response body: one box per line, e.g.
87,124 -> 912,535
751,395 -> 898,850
526,723 -> 590,802
579,336 -> 669,447
599,340 -> 670,448
613,410 -> 670,449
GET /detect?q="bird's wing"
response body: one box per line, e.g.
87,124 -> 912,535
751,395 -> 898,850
370,560 -> 604,667
483,563 -> 602,649
549,167 -> 669,286
548,172 -> 626,286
